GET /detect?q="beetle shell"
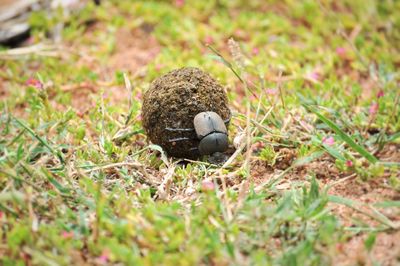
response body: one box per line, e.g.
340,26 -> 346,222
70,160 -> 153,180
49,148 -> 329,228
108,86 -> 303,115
193,111 -> 229,155
198,133 -> 229,155
193,112 -> 227,138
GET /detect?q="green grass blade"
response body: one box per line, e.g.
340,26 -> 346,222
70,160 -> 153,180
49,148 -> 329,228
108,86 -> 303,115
387,132 -> 400,142
13,117 -> 65,166
303,104 -> 378,163
373,201 -> 400,208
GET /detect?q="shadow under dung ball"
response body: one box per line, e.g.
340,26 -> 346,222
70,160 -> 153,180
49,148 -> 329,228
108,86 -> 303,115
142,67 -> 231,159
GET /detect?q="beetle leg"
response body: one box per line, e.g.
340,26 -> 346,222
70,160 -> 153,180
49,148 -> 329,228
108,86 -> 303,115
166,127 -> 195,132
223,113 -> 232,125
168,137 -> 192,142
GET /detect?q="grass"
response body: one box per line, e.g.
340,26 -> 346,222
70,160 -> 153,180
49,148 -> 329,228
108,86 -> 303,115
0,0 -> 399,265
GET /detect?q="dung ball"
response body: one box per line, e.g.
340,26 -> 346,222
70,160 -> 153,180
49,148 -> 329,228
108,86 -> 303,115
141,67 -> 231,159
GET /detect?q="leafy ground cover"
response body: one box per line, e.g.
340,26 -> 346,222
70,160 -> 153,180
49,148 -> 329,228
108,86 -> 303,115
0,0 -> 399,265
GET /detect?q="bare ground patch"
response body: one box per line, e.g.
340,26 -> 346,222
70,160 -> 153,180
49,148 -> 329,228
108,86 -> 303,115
0,75 -> 8,101
249,144 -> 400,265
109,26 -> 160,75
334,231 -> 400,266
58,23 -> 161,114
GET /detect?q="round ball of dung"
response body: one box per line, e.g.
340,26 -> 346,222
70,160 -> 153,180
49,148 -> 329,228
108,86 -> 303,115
142,67 -> 231,159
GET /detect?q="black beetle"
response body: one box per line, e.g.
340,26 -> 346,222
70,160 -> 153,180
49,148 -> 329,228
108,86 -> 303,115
194,112 -> 229,155
166,111 -> 230,156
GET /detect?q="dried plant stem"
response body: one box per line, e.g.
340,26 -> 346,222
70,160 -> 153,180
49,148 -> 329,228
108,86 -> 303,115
123,72 -> 134,126
0,43 -> 59,59
156,164 -> 176,200
277,70 -> 286,110
383,92 -> 399,134
82,162 -> 144,172
206,44 -> 269,112
222,106 -> 274,170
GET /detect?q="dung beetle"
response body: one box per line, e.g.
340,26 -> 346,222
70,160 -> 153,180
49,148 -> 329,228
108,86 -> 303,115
194,112 -> 229,155
166,111 -> 230,156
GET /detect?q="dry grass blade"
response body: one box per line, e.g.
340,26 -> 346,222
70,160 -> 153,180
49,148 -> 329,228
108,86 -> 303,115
329,195 -> 399,230
81,162 -> 144,172
222,106 -> 275,170
0,43 -> 59,59
156,163 -> 176,200
123,72 -> 134,126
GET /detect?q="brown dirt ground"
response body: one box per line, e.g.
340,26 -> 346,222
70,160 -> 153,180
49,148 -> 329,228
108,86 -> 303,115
327,146 -> 400,265
0,22 -> 161,116
0,75 -> 7,100
58,23 -> 161,115
110,26 -> 160,74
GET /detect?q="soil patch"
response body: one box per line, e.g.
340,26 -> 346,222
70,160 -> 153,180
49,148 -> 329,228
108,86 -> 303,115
109,26 -> 160,74
250,147 -> 400,265
334,231 -> 400,266
62,24 -> 161,114
0,76 -> 8,100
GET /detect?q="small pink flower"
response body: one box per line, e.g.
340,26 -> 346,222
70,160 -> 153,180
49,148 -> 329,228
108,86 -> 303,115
265,88 -> 278,95
174,0 -> 184,7
299,120 -> 313,132
0,211 -> 3,219
322,136 -> 335,146
308,72 -> 320,81
98,250 -> 110,264
336,47 -> 346,56
26,77 -> 43,89
369,102 -> 379,115
336,243 -> 344,252
377,90 -> 384,98
201,180 -> 215,191
62,231 -> 74,239
27,36 -> 35,45
155,64 -> 164,72
252,47 -> 259,56
136,114 -> 142,121
345,160 -> 353,167
204,36 -> 213,45
135,92 -> 142,100
233,29 -> 249,40
252,141 -> 265,151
